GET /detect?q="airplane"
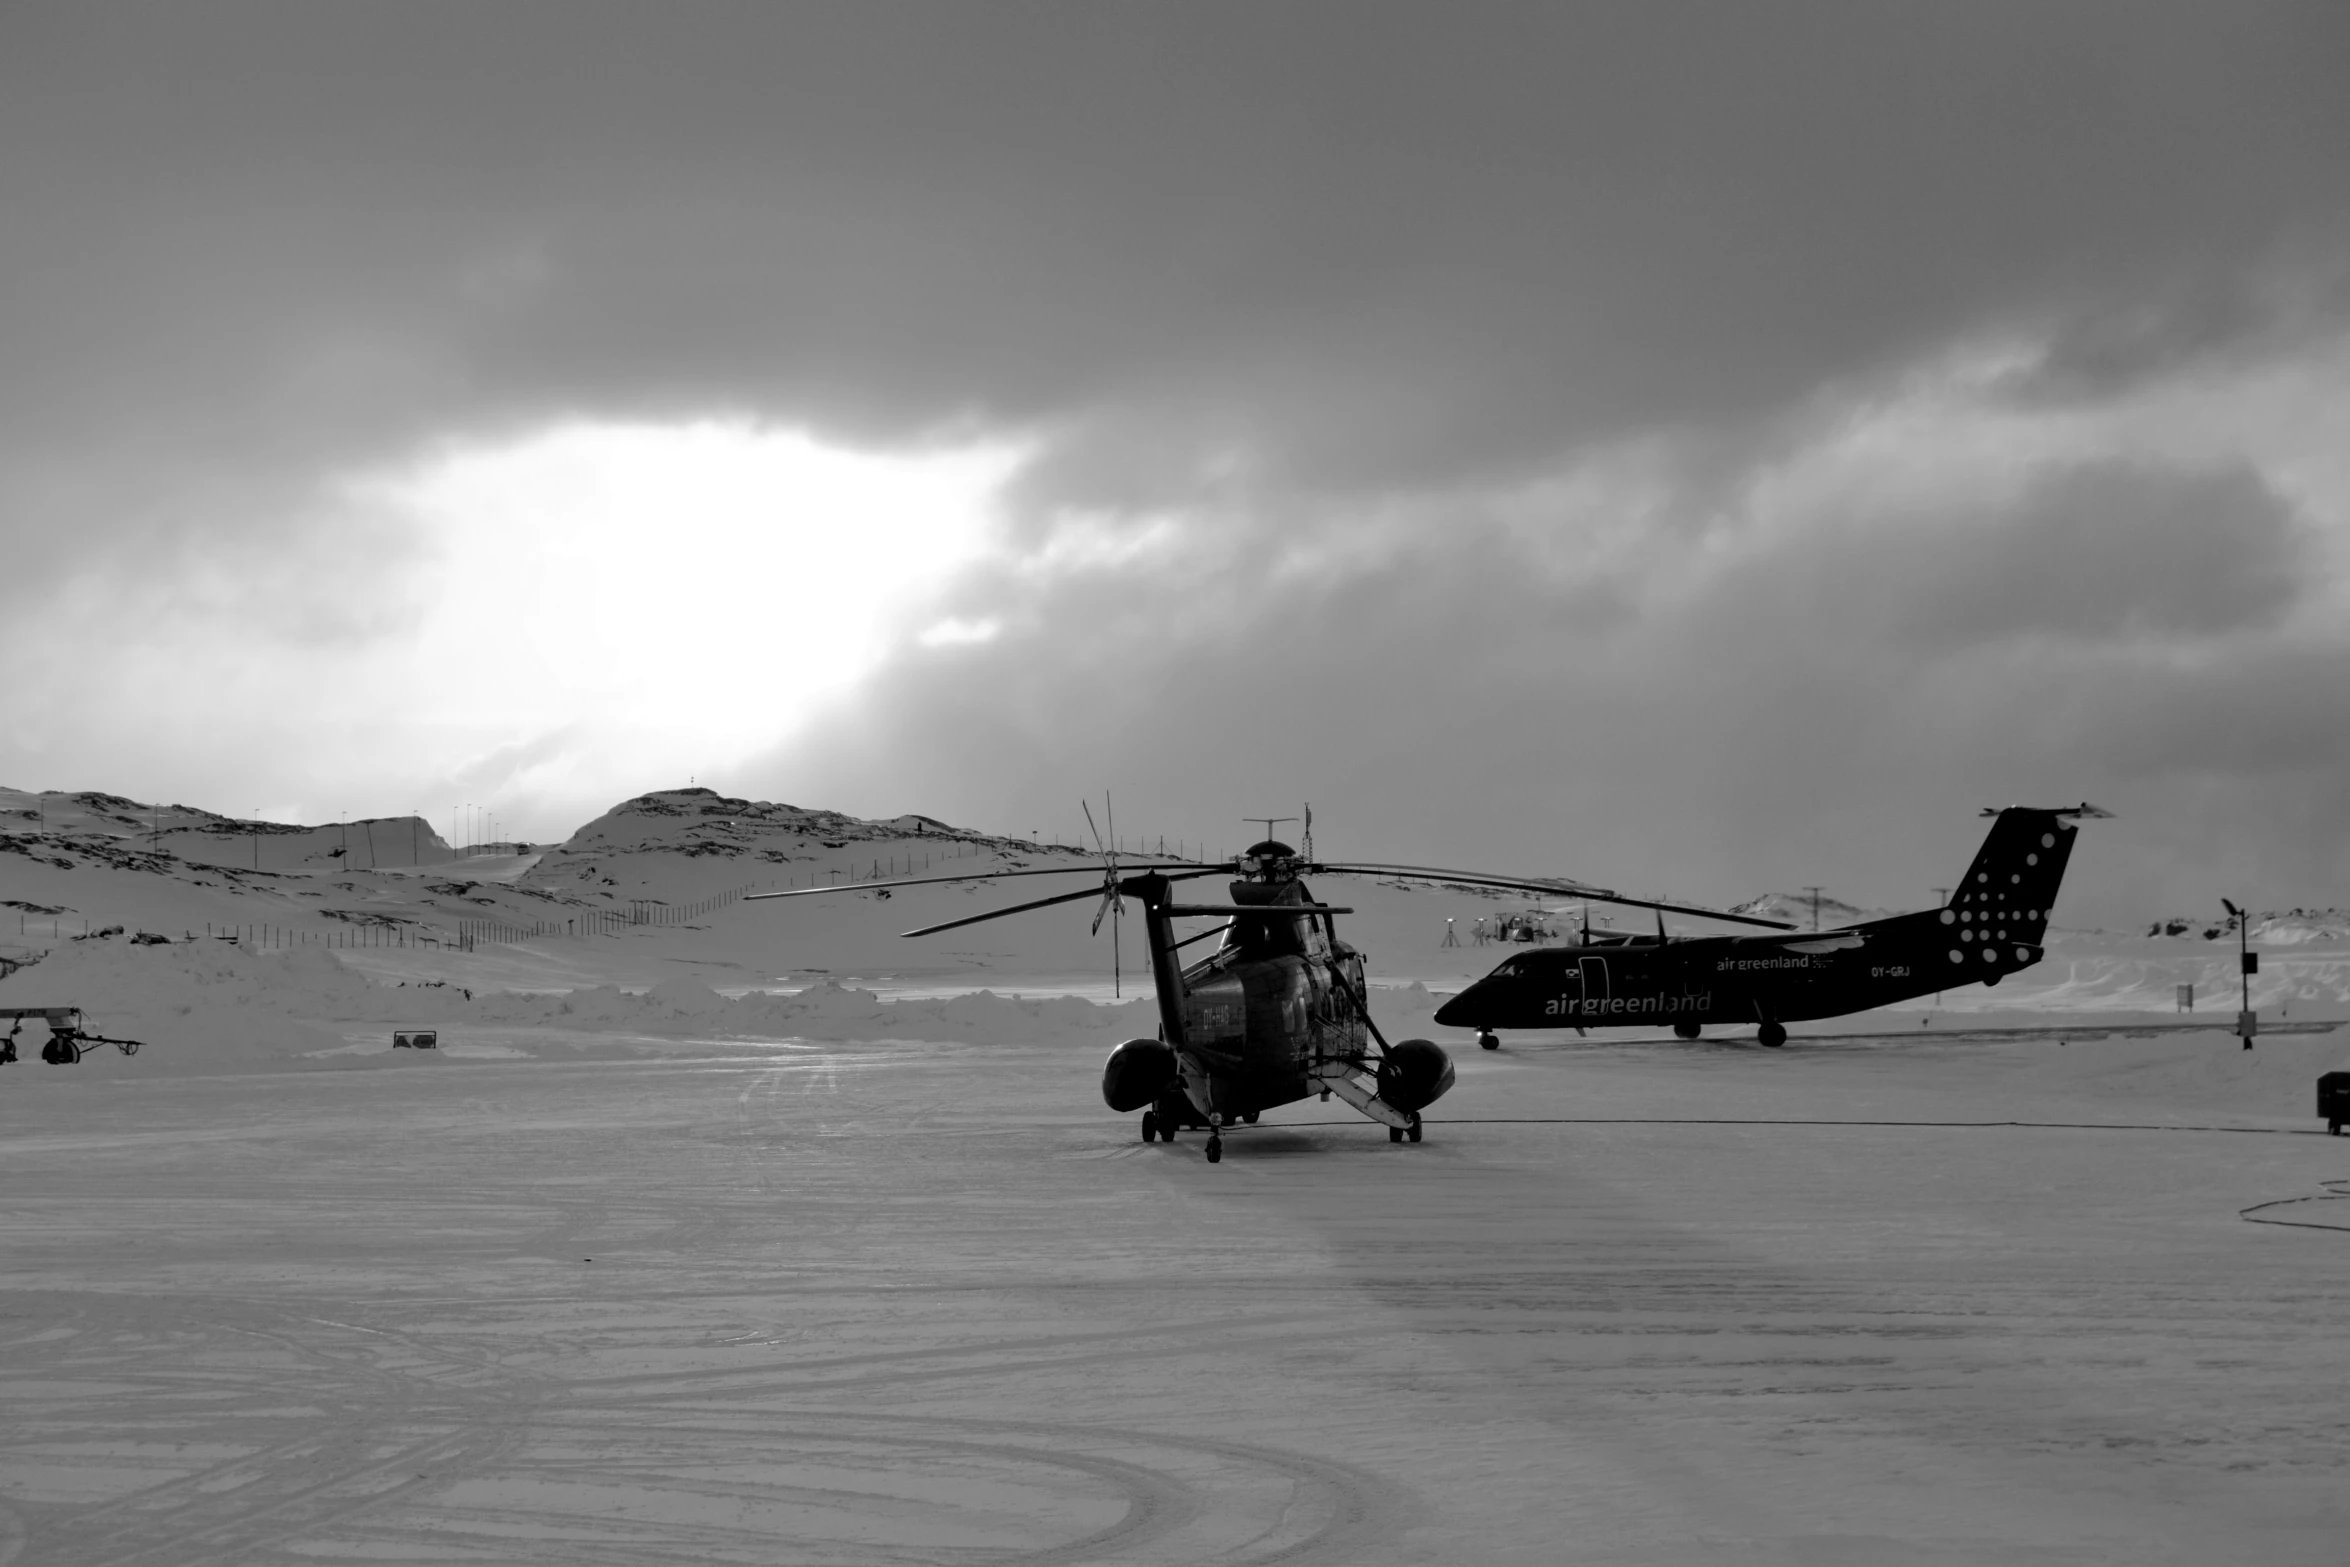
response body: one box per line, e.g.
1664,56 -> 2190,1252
1433,804 -> 2109,1050
750,803 -> 1788,1161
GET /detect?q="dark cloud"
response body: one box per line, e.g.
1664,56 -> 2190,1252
746,428 -> 2348,923
1893,463 -> 2304,648
6,2 -> 2348,516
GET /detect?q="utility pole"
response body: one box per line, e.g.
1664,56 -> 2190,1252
1802,886 -> 1823,930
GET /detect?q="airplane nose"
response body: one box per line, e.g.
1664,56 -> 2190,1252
1432,983 -> 1483,1027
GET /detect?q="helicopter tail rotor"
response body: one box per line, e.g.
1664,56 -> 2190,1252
1083,795 -> 1124,997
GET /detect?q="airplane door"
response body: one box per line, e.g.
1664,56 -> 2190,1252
1578,957 -> 1609,1012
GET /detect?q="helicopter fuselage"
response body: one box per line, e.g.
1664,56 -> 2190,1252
1166,913 -> 1371,1121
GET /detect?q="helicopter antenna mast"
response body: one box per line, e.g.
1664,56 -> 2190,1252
1243,815 -> 1298,845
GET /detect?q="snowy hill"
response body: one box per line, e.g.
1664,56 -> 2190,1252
1727,890 -> 1912,928
1,786 -> 451,874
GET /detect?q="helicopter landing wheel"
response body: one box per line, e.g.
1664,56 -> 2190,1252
1205,1136 -> 1223,1163
1407,1114 -> 1423,1144
1140,1111 -> 1159,1143
1477,1031 -> 1499,1052
1389,1125 -> 1405,1144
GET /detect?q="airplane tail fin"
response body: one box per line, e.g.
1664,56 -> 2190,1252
1944,803 -> 2107,945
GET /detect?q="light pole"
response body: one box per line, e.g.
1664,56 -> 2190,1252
1802,886 -> 1823,931
2223,897 -> 2257,1050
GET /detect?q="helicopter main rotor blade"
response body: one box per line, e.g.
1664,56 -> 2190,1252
1161,903 -> 1354,916
897,862 -> 1234,938
1312,862 -> 1795,930
897,881 -> 1117,938
746,861 -> 1208,902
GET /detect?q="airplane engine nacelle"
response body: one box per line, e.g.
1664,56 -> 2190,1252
1101,1037 -> 1178,1113
1378,1038 -> 1455,1113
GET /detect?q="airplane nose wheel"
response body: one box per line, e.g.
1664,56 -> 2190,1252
1477,1030 -> 1499,1051
1757,1022 -> 1787,1049
1205,1134 -> 1222,1163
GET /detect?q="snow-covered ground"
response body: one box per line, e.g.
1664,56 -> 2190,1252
5,1018 -> 2349,1562
6,783 -> 2350,1560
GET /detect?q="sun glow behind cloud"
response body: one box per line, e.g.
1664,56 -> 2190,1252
336,420 -> 1023,810
366,419 -> 1018,742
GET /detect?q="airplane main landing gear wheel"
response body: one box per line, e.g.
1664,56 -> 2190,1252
1477,1031 -> 1500,1051
1140,1111 -> 1159,1143
1241,1110 -> 1258,1124
1407,1114 -> 1423,1144
1673,1021 -> 1701,1041
1205,1135 -> 1223,1163
1757,1022 -> 1787,1049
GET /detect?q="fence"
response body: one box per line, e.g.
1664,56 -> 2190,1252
5,836 -> 1233,958
8,916 -> 450,950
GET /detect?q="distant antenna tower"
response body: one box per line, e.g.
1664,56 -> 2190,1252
1802,886 -> 1823,930
1301,803 -> 1314,862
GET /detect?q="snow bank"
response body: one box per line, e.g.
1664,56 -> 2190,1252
0,939 -> 378,1073
0,940 -> 1175,1075
518,977 -> 1165,1047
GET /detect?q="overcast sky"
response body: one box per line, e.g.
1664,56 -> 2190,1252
6,3 -> 2349,921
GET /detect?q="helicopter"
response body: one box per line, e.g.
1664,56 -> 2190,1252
748,804 -> 1790,1162
1433,804 -> 2108,1049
